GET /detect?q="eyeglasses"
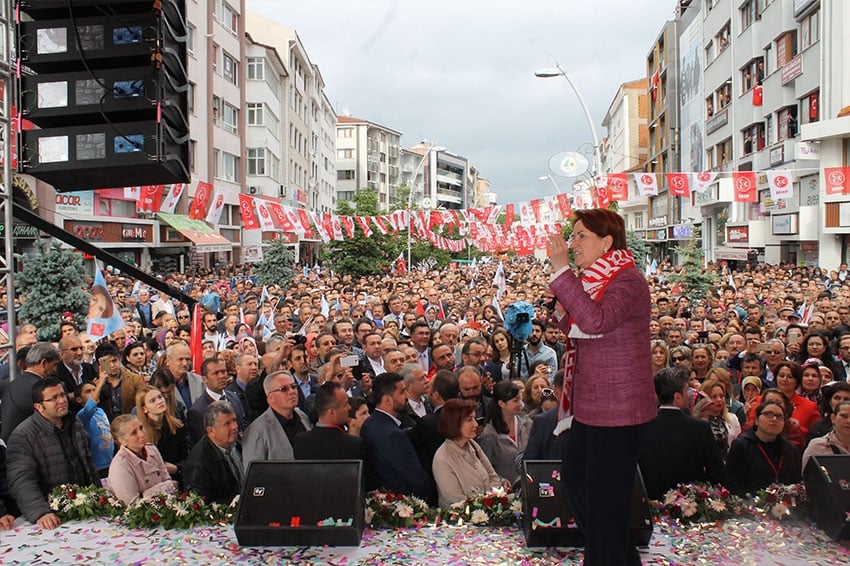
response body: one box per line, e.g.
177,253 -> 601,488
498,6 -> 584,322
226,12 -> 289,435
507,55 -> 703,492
40,394 -> 66,404
270,384 -> 298,394
177,314 -> 190,319
759,411 -> 785,421
671,356 -> 686,362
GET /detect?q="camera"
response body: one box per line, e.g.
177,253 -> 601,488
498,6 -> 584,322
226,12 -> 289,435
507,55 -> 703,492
516,312 -> 529,324
290,334 -> 307,346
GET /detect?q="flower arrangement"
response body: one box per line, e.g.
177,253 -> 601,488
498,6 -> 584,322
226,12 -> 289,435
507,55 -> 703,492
365,490 -> 434,528
49,485 -> 237,529
657,483 -> 745,524
749,483 -> 807,521
49,484 -> 125,521
444,487 -> 522,527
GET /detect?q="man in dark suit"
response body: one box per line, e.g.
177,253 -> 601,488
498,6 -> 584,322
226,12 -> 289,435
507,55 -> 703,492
522,370 -> 564,463
55,335 -> 96,413
399,363 -> 433,429
638,367 -> 725,500
293,382 -> 362,460
187,358 -> 248,446
289,346 -> 319,411
184,401 -> 242,504
408,370 -> 459,478
0,343 -> 61,442
227,353 -> 260,424
360,372 -> 434,501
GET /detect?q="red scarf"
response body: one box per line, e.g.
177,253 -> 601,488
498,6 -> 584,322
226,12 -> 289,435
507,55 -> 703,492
557,249 -> 636,428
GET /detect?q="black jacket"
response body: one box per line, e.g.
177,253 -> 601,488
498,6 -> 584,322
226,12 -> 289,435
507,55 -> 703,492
184,436 -> 241,504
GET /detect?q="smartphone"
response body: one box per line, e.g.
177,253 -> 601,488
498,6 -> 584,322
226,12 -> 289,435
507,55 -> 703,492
757,343 -> 772,352
340,354 -> 360,367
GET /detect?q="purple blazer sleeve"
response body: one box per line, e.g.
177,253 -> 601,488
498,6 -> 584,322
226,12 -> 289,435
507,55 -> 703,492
549,266 -> 657,427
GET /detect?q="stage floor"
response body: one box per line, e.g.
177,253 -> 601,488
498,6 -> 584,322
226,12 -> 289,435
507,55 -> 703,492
1,516 -> 849,564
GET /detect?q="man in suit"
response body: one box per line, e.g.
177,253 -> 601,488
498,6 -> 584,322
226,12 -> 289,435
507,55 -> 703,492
293,382 -> 362,460
289,346 -> 319,411
184,401 -> 243,505
227,353 -> 260,423
165,342 -> 204,411
522,370 -> 564,463
408,370 -> 459,478
360,332 -> 386,379
55,335 -> 96,412
360,372 -> 434,501
187,358 -> 248,445
399,363 -> 432,429
0,343 -> 61,442
638,367 -> 725,500
242,371 -> 312,466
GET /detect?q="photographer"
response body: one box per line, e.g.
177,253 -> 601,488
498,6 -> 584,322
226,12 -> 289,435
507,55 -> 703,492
516,320 -> 557,380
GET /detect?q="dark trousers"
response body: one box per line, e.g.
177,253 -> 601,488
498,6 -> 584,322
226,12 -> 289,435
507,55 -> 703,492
562,420 -> 646,566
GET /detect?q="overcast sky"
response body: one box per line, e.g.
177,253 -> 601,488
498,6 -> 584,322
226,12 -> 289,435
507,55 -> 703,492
248,0 -> 678,205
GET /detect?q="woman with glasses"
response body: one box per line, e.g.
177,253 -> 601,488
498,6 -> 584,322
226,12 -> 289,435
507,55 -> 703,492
797,330 -> 842,378
726,399 -> 802,497
669,345 -> 693,371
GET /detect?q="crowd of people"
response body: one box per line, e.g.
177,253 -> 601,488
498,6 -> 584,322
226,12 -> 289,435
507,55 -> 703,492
0,215 -> 848,560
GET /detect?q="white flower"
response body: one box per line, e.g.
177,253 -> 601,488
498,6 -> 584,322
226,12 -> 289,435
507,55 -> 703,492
74,493 -> 87,504
709,499 -> 726,513
364,507 -> 375,524
490,487 -> 506,498
450,501 -> 465,510
663,491 -> 679,506
770,502 -> 789,519
681,500 -> 698,518
510,499 -> 523,514
173,503 -> 188,517
396,503 -> 414,518
470,509 -> 489,525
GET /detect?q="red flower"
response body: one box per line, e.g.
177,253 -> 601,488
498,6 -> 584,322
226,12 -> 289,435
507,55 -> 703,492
697,491 -> 708,500
483,497 -> 494,508
720,488 -> 730,499
766,493 -> 777,503
151,513 -> 161,523
98,497 -> 107,505
178,492 -> 188,501
191,503 -> 200,511
385,493 -> 394,502
380,508 -> 389,517
67,490 -> 76,499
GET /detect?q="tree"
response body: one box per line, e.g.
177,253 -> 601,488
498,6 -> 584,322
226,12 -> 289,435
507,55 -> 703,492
322,189 -> 403,277
665,226 -> 714,303
626,230 -> 649,264
254,239 -> 296,289
17,239 -> 89,341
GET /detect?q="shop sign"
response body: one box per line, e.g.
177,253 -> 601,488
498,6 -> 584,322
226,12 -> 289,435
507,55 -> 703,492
55,191 -> 94,215
727,226 -> 749,243
0,224 -> 39,239
770,145 -> 785,166
781,55 -> 802,85
121,225 -> 148,241
73,223 -> 105,241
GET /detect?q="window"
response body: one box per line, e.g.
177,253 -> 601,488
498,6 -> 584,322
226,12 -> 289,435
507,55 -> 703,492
247,57 -> 264,80
223,52 -> 237,84
706,95 -> 715,118
222,152 -> 238,182
222,103 -> 237,134
704,40 -> 714,64
777,106 -> 798,140
801,10 -> 819,50
338,127 -> 354,138
716,80 -> 732,109
186,25 -> 195,55
337,169 -> 355,180
740,0 -> 756,31
247,102 -> 263,125
775,32 -> 797,67
213,149 -> 220,178
337,149 -> 354,159
740,57 -> 764,92
220,2 -> 238,33
212,95 -> 221,125
247,148 -> 266,176
715,22 -> 731,56
190,139 -> 197,172
802,90 -> 819,124
741,123 -> 765,156
187,82 -> 195,114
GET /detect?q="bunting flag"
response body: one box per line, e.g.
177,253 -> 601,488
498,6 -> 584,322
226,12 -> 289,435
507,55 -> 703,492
530,199 -> 542,223
238,193 -> 261,230
268,201 -> 296,231
824,166 -> 850,195
340,215 -> 355,239
205,186 -> 227,224
159,183 -> 185,214
607,173 -> 629,200
555,193 -> 572,219
330,215 -> 344,241
692,171 -> 718,193
767,171 -> 793,200
373,216 -> 389,235
124,186 -> 142,201
86,268 -> 126,342
255,199 -> 276,231
633,173 -> 658,196
189,181 -> 213,219
666,173 -> 691,197
296,208 -> 314,238
504,203 -> 515,230
355,216 -> 373,237
732,171 -> 757,202
310,212 -> 331,242
136,184 -> 165,213
594,184 -> 610,208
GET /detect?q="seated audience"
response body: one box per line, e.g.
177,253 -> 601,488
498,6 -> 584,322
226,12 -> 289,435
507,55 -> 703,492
477,381 -> 531,484
694,378 -> 741,461
433,399 -> 506,508
136,386 -> 187,480
187,358 -> 248,446
107,415 -> 177,505
183,401 -> 242,505
806,382 -> 850,442
242,371 -> 311,465
521,370 -> 564,462
408,370 -> 460,477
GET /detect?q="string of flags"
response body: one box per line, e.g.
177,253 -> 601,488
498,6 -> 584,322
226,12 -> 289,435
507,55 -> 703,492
123,166 -> 847,254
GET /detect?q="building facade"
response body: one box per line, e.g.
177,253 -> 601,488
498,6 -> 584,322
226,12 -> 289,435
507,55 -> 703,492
335,116 -> 402,211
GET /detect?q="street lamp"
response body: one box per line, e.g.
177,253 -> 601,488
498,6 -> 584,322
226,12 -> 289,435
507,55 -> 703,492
538,174 -> 562,193
407,142 -> 446,265
535,56 -> 603,182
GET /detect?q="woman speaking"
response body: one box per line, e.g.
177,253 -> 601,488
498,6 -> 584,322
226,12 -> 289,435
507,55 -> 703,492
547,208 -> 656,566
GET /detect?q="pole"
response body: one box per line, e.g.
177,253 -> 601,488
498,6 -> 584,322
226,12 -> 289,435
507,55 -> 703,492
407,144 -> 437,266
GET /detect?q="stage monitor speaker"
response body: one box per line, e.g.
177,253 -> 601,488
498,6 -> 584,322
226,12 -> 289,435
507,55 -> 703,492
234,459 -> 365,547
521,460 -> 653,548
804,455 -> 850,541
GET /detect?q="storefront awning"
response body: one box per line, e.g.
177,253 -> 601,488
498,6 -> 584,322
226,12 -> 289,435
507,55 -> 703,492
157,213 -> 233,253
713,246 -> 753,261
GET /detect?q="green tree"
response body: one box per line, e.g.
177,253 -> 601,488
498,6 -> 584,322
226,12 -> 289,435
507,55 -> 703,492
323,189 -> 403,277
17,239 -> 89,341
626,230 -> 649,264
254,239 -> 295,288
666,226 -> 714,303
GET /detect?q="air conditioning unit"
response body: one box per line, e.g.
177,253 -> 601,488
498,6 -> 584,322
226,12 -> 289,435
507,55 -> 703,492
248,186 -> 258,195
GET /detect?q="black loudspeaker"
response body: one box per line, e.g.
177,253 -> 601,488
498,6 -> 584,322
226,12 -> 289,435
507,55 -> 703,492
804,455 -> 850,541
234,460 -> 365,547
521,460 -> 653,548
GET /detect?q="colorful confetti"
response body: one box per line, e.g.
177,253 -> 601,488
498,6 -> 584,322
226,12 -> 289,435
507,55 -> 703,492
0,517 -> 848,564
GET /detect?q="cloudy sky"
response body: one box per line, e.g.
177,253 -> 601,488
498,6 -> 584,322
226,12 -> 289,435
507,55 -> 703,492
249,0 -> 678,205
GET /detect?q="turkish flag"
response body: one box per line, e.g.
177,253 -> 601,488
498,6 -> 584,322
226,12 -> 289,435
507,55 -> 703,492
824,167 -> 850,195
238,194 -> 260,230
666,173 -> 691,197
607,173 -> 629,200
732,171 -> 757,202
752,84 -> 763,106
189,181 -> 212,219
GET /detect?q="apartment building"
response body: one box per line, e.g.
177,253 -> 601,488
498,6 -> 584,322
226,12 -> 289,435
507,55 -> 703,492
335,116 -> 402,211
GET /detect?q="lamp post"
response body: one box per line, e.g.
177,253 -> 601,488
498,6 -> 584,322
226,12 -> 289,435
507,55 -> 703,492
538,174 -> 562,193
535,56 -> 603,183
406,142 -> 446,266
